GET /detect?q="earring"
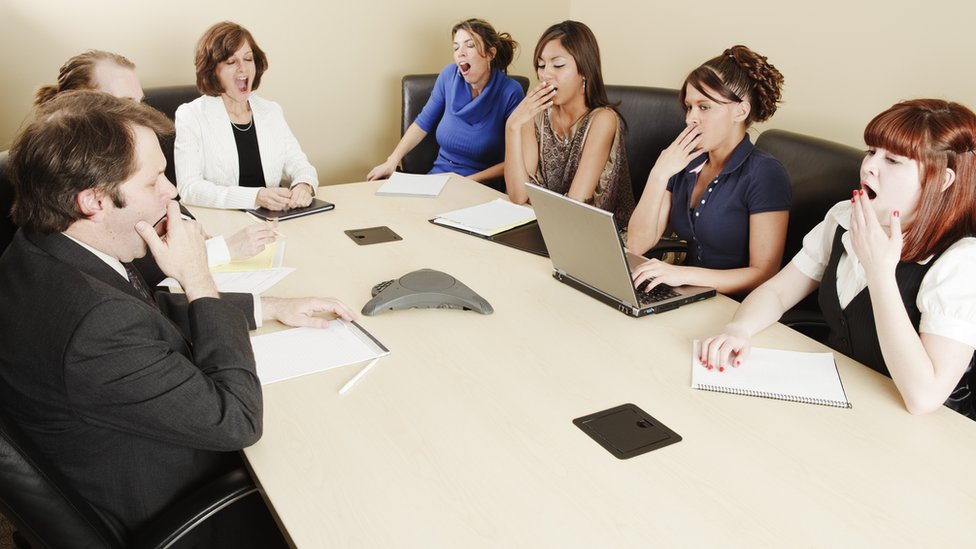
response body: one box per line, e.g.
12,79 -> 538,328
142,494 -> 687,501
583,79 -> 587,91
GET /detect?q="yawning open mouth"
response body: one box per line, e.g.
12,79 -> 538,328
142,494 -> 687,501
236,76 -> 249,93
860,183 -> 877,199
458,62 -> 471,74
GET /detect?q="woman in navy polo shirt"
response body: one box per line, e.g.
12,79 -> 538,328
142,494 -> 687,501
367,18 -> 524,191
628,46 -> 790,298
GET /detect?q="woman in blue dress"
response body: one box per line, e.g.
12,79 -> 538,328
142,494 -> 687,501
367,19 -> 524,191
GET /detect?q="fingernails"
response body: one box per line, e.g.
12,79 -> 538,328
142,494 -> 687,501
852,190 -> 858,197
136,221 -> 148,231
735,360 -> 741,367
893,210 -> 900,218
706,364 -> 713,370
718,366 -> 725,372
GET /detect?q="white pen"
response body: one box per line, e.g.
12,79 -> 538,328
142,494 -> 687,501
338,358 -> 380,396
245,212 -> 283,237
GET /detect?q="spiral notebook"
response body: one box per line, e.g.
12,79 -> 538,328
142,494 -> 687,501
691,341 -> 852,409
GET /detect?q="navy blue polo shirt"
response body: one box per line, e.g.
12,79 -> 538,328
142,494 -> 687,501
667,135 -> 791,269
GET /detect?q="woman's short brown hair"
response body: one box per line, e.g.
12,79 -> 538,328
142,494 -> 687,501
194,21 -> 269,96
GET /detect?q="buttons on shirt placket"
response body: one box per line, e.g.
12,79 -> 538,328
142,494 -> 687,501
693,177 -> 719,263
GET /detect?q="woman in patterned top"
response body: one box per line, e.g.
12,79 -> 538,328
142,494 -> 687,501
504,20 -> 634,225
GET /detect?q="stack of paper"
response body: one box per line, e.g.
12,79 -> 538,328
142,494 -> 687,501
432,199 -> 536,236
250,321 -> 390,385
159,242 -> 293,294
376,172 -> 449,197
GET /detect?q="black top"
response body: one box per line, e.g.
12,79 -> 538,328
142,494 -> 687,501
232,119 -> 264,188
819,226 -> 974,419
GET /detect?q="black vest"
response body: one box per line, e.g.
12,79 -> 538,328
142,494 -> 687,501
819,226 -> 974,419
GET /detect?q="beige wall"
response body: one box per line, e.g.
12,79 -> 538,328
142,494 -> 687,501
3,0 -> 975,182
571,0 -> 976,148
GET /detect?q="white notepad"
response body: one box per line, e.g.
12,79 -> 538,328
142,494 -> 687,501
375,172 -> 449,197
432,199 -> 536,236
690,341 -> 851,409
250,321 -> 389,385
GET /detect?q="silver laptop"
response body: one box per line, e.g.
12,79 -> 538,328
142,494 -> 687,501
525,184 -> 716,317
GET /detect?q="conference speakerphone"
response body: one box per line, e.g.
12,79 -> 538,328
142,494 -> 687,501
361,269 -> 493,316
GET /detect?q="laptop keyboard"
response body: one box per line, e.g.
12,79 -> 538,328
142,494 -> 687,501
636,280 -> 680,305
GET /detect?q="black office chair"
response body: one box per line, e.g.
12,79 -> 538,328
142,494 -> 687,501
755,129 -> 863,341
143,85 -> 198,187
0,406 -> 278,549
605,85 -> 686,202
602,86 -> 687,258
399,73 -> 530,176
0,151 -> 17,257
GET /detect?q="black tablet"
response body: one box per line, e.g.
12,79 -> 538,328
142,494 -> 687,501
245,198 -> 335,221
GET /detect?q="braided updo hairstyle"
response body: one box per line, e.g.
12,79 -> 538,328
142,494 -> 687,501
679,45 -> 784,126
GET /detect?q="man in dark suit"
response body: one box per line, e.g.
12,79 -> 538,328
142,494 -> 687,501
0,91 -> 353,542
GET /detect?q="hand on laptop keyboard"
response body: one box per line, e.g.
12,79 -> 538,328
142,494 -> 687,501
635,279 -> 680,304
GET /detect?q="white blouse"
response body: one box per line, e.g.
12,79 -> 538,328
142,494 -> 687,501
791,200 -> 976,349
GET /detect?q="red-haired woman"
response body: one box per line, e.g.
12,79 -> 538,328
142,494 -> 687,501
702,99 -> 976,419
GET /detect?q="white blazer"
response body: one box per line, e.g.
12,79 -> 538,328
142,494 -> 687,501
174,95 -> 318,209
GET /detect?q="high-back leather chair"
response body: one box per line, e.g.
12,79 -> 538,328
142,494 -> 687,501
143,85 -> 198,186
399,73 -> 530,175
755,129 -> 863,268
0,404 -> 266,549
756,129 -> 863,339
605,86 -> 686,201
0,151 -> 16,256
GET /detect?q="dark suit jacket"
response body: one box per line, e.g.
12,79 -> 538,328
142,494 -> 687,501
0,230 -> 262,539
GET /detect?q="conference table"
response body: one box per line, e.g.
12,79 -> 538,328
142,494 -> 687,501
191,176 -> 976,548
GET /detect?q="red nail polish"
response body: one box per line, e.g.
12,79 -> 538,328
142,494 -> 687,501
735,360 -> 741,367
851,198 -> 855,203
706,364 -> 713,370
852,190 -> 858,197
718,366 -> 725,372
893,210 -> 900,218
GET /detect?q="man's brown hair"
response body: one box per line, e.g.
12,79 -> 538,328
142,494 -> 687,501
10,90 -> 174,233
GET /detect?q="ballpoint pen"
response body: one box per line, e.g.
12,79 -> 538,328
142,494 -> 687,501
338,358 -> 381,396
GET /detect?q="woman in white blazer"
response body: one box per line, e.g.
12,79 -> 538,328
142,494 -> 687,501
175,22 -> 317,211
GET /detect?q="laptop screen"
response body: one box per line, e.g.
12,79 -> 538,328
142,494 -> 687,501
525,184 -> 640,306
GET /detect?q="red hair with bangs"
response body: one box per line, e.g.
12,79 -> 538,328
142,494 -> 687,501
864,99 -> 976,262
